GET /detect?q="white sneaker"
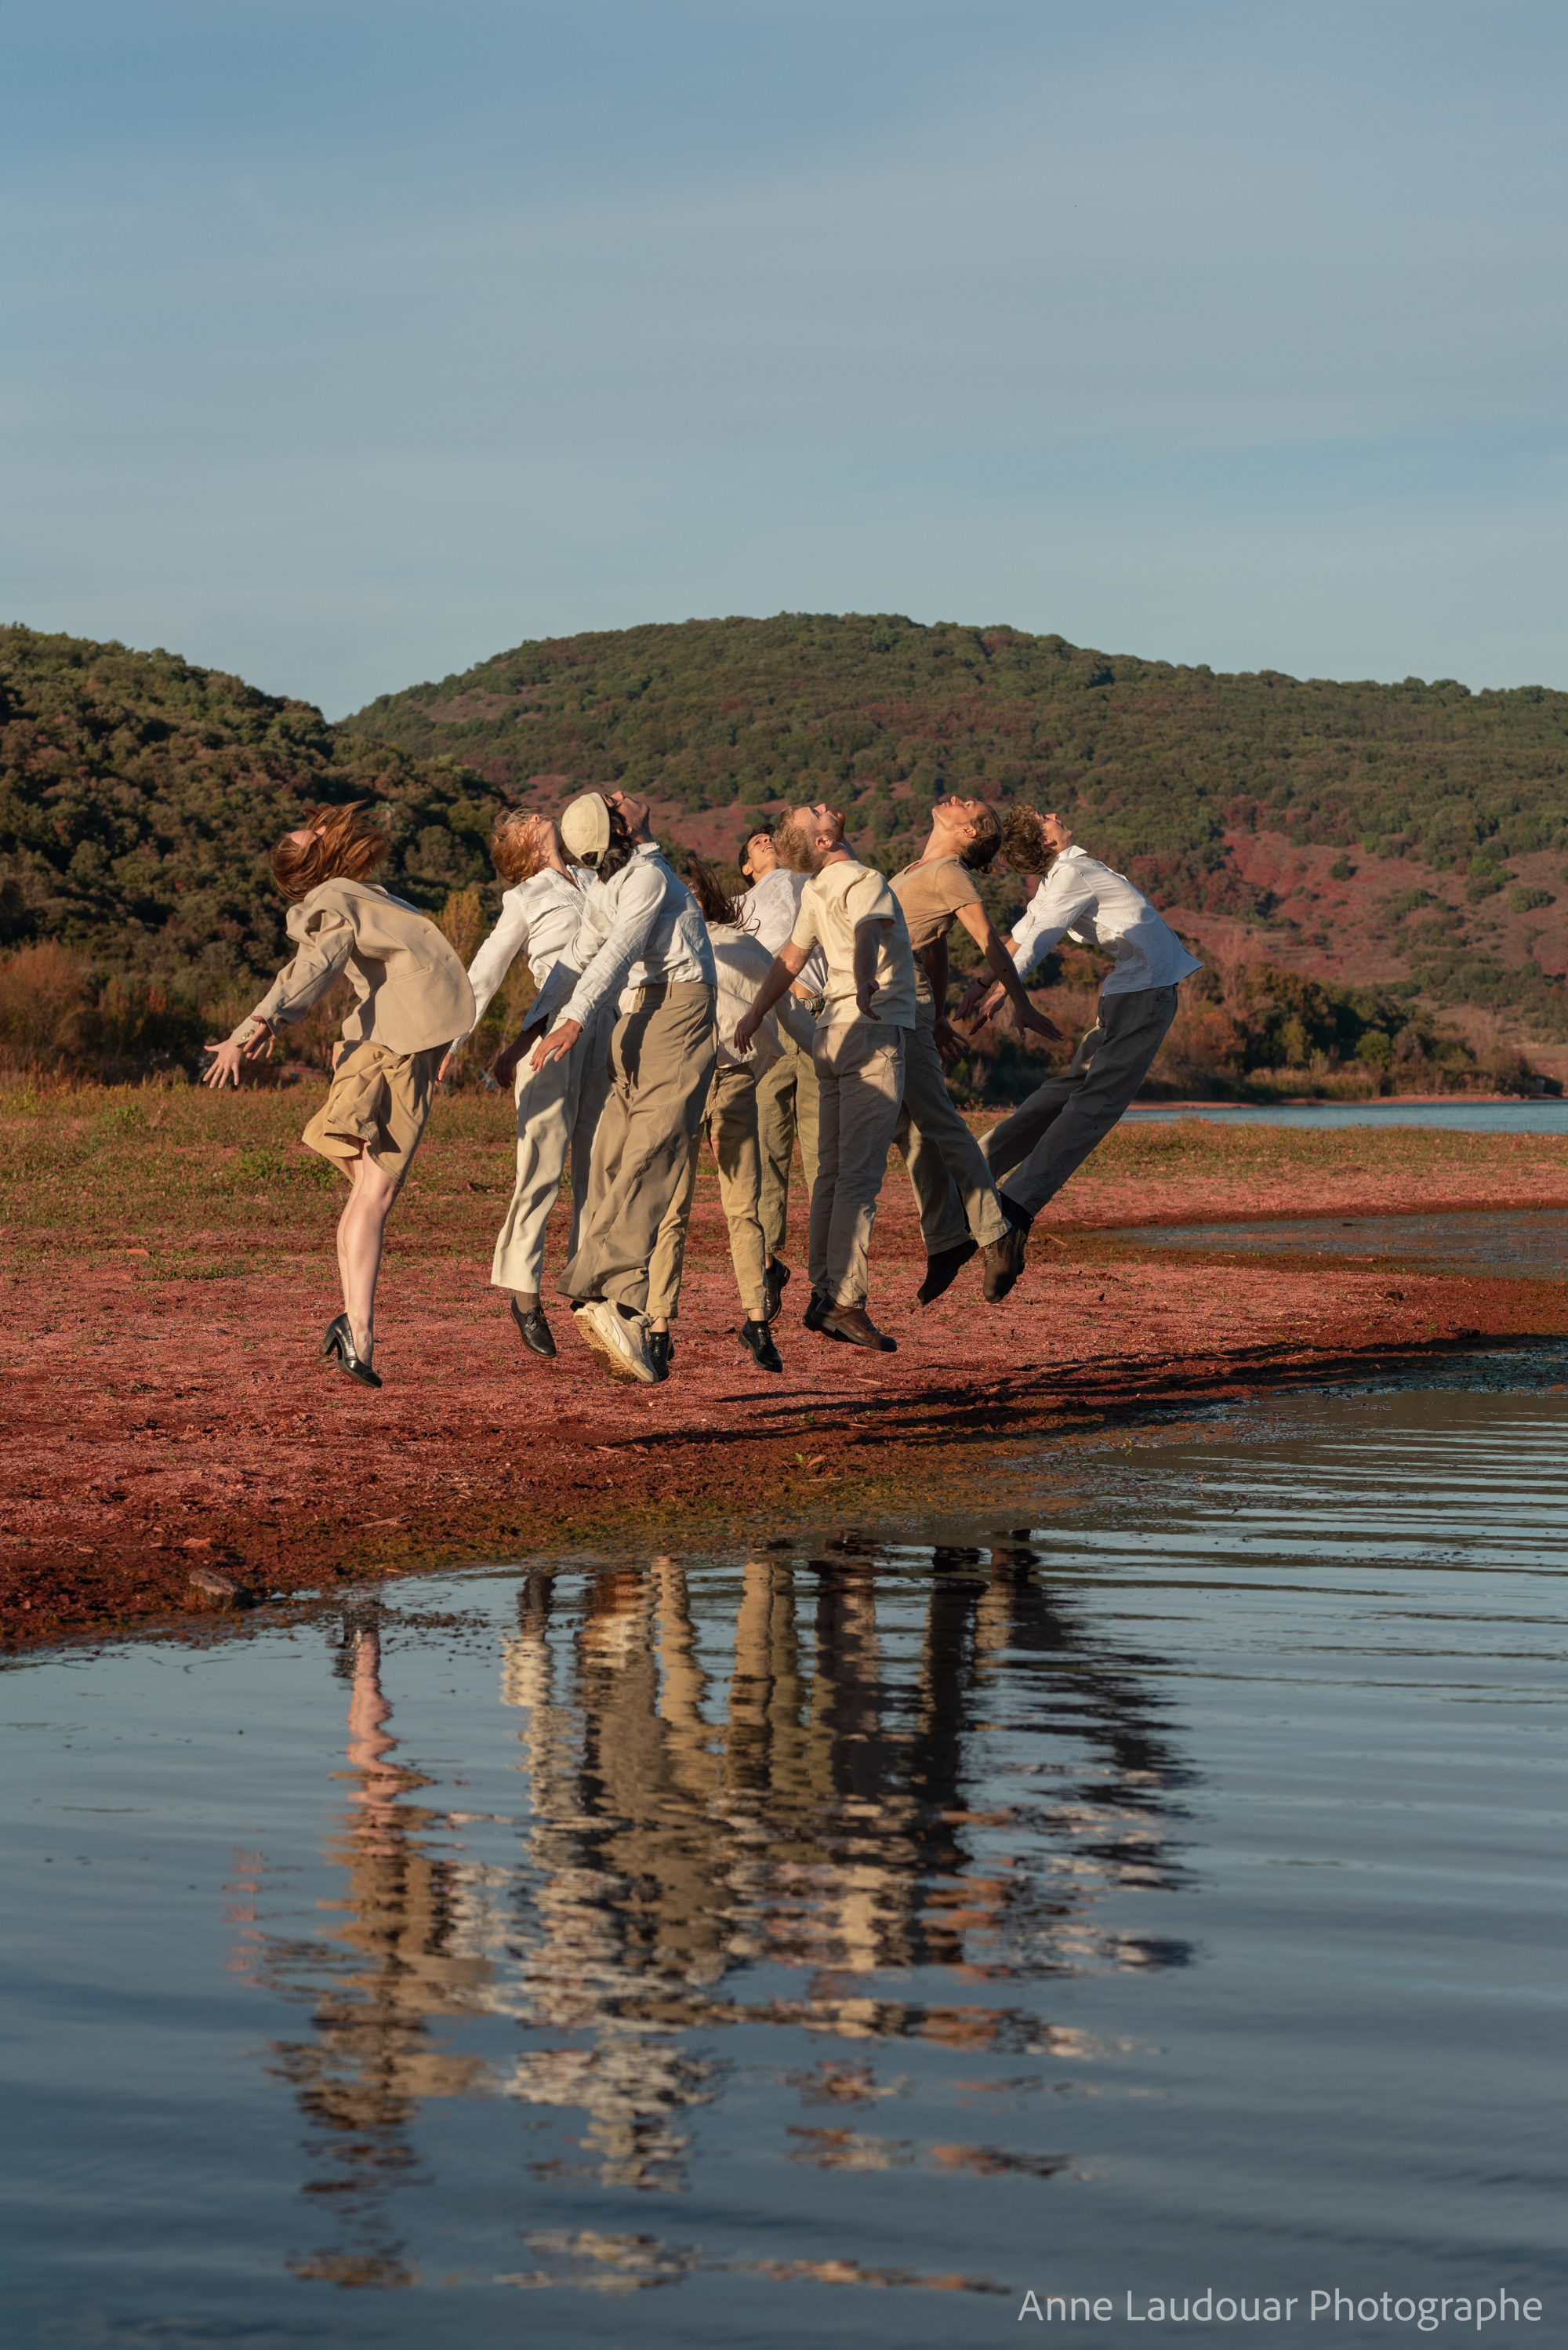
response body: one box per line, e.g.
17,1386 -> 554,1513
573,1299 -> 659,1385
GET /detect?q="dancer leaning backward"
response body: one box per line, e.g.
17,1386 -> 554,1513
514,790 -> 717,1387
736,818 -> 826,1293
735,801 -> 916,1353
645,854 -> 818,1377
890,793 -> 1065,1307
438,808 -> 608,1362
202,802 -> 475,1389
960,808 -> 1202,1224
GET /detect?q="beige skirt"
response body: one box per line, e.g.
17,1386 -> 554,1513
302,1041 -> 445,1192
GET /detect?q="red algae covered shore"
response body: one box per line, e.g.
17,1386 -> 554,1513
2,1091 -> 1565,1645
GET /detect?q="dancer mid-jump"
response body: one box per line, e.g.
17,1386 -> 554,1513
203,803 -> 474,1389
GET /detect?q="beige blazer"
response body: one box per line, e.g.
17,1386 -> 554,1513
231,878 -> 477,1055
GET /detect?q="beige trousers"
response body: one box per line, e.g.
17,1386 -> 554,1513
490,1001 -> 612,1296
755,1024 -> 820,1259
893,990 -> 1009,1256
647,1063 -> 769,1323
808,1017 -> 908,1311
558,982 -> 717,1316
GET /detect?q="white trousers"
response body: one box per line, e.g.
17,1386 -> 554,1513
489,1003 -> 613,1296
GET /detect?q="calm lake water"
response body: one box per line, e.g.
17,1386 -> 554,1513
1117,1206 -> 1568,1275
1124,1100 -> 1568,1133
4,1389 -> 1565,2348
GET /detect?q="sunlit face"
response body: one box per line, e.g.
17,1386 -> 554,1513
936,794 -> 989,831
778,803 -> 847,874
1040,811 -> 1072,854
742,831 -> 779,881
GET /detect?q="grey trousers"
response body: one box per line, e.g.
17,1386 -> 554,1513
558,982 -> 717,1315
983,985 -> 1179,1219
894,990 -> 1009,1256
755,1025 -> 820,1259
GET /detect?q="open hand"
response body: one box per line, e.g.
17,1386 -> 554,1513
733,1012 -> 760,1057
203,1021 -> 273,1089
530,1018 -> 582,1071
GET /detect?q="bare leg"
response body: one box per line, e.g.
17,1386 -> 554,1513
334,1146 -> 400,1363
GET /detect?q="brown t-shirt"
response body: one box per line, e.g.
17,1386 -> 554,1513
891,855 -> 982,953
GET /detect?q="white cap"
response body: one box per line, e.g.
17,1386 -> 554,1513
560,792 -> 612,860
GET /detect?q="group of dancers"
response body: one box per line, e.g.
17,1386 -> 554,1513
204,786 -> 1200,1389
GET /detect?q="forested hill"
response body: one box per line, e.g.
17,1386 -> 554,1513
342,611 -> 1568,1025
0,626 -> 501,990
5,614 -> 1568,1033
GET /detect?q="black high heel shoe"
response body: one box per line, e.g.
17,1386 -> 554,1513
322,1313 -> 383,1389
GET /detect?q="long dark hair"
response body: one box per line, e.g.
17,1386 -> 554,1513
681,852 -> 749,928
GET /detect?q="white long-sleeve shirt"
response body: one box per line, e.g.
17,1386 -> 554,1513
709,924 -> 816,1072
457,865 -> 591,1044
1011,845 -> 1202,998
529,844 -> 716,1032
739,869 -> 827,993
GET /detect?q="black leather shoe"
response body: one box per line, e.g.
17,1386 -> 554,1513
738,1317 -> 784,1373
764,1258 -> 791,1322
510,1297 -> 557,1357
983,1198 -> 1034,1304
916,1237 -> 977,1306
648,1330 -> 674,1382
322,1313 -> 383,1389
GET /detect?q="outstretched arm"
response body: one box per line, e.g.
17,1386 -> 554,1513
952,902 -> 1064,1041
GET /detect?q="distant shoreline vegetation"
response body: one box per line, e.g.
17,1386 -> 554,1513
3,614 -> 1566,1091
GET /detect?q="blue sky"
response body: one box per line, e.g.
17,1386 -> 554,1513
5,0 -> 1564,714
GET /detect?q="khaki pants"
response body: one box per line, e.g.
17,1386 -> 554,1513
808,1018 -> 908,1311
983,985 -> 1179,1217
755,1025 -> 820,1259
303,1040 -> 445,1195
894,990 -> 1009,1256
647,1063 -> 769,1323
558,982 -> 717,1315
490,1001 -> 612,1296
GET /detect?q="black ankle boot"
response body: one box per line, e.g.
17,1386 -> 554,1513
738,1317 -> 783,1373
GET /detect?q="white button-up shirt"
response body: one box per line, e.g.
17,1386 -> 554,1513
739,868 -> 828,993
457,865 -> 591,1044
1011,846 -> 1202,998
531,844 -> 716,1031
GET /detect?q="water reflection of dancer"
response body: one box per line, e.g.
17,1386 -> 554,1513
647,855 -> 817,1377
960,809 -> 1201,1231
437,811 -> 609,1363
242,1552 -> 1192,2250
202,804 -> 475,1388
270,1618 -> 489,2290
